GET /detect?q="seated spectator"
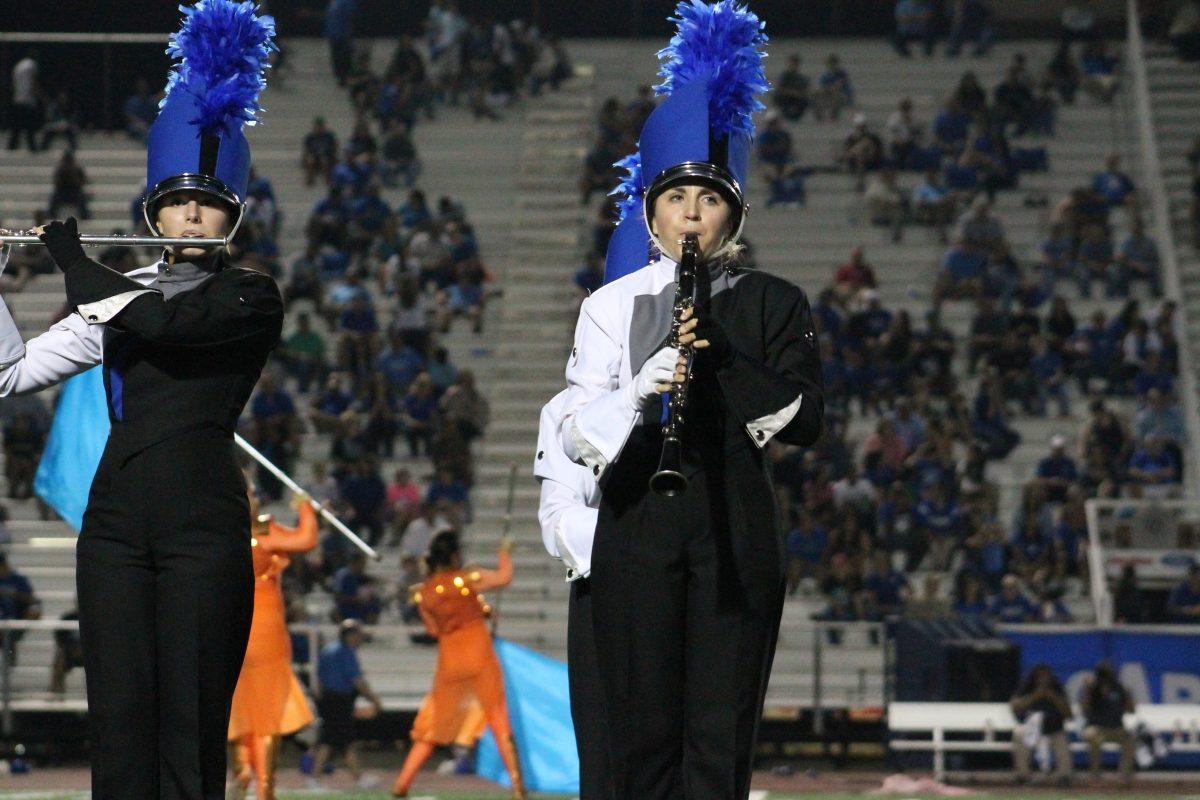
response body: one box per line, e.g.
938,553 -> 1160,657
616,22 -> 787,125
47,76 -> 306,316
953,572 -> 989,618
336,292 -> 381,377
878,482 -> 922,569
311,372 -> 356,434
785,508 -> 828,594
915,481 -> 964,569
814,553 -> 865,624
390,278 -> 432,352
1080,662 -> 1135,783
1044,40 -> 1081,106
864,168 -> 909,243
397,188 -> 433,232
994,64 -> 1036,135
1052,491 -> 1089,579
955,195 -> 1006,251
833,246 -> 877,301
401,372 -> 439,457
40,89 -> 79,151
1133,350 -> 1173,399
988,574 -> 1036,623
892,0 -> 936,57
934,98 -> 970,153
886,97 -> 922,167
953,72 -> 988,117
1166,565 -> 1200,623
1034,435 -> 1077,504
934,235 -> 988,305
302,116 -> 338,187
862,551 -> 910,618
839,114 -> 884,191
48,149 -> 90,220
1075,222 -> 1118,301
123,78 -> 158,141
279,312 -> 328,394
757,113 -> 792,181
439,370 -> 490,444
1135,388 -> 1185,462
946,0 -> 995,57
774,53 -> 809,121
1081,39 -> 1119,104
426,466 -> 469,517
399,501 -> 454,562
972,370 -> 1021,459
385,468 -> 422,542
845,288 -> 892,357
1092,153 -> 1136,209
832,461 -> 877,523
3,411 -> 45,500
1115,216 -> 1161,295
912,169 -> 956,242
49,607 -> 82,694
331,553 -> 383,623
1128,434 -> 1180,493
0,554 -> 40,663
380,118 -> 420,187
814,54 -> 853,122
339,457 -> 388,547
426,346 -> 459,397
1010,664 -> 1073,784
249,371 -> 300,502
1029,335 -> 1069,418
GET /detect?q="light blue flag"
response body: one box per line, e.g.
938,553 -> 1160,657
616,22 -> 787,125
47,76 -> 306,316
34,366 -> 110,532
476,638 -> 579,794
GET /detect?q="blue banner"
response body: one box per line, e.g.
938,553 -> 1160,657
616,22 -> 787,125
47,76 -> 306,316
476,638 -> 579,794
1001,628 -> 1200,704
33,367 -> 109,532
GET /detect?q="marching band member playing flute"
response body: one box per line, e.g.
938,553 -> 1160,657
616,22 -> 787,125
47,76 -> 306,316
0,3 -> 281,797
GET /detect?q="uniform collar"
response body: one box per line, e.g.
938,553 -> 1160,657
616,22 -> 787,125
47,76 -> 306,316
157,255 -> 223,283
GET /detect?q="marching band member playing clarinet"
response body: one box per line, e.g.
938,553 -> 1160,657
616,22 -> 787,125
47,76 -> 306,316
556,3 -> 823,798
0,3 -> 281,797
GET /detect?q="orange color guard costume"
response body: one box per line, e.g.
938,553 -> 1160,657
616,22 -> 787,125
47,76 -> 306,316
392,547 -> 525,798
228,501 -> 319,800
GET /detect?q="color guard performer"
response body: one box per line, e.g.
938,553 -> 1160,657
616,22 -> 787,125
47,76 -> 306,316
228,485 -> 319,800
556,2 -> 823,797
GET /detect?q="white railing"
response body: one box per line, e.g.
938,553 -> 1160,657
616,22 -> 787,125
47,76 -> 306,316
1126,0 -> 1200,501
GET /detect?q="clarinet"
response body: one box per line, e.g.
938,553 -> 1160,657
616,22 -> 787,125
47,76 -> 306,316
650,233 -> 700,497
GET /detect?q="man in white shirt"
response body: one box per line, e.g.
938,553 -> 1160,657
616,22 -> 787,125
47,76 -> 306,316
7,52 -> 40,153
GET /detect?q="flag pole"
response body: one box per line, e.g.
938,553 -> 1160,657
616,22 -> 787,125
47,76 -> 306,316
234,433 -> 379,561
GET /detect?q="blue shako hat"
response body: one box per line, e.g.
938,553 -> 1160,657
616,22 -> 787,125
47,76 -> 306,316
604,150 -> 653,283
143,0 -> 276,241
637,0 -> 768,250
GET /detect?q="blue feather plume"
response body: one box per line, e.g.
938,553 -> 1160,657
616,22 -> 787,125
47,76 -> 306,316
654,0 -> 768,138
162,0 -> 277,134
610,151 -> 643,223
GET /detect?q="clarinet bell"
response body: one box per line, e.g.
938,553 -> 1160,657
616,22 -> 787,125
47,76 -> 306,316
650,437 -> 688,497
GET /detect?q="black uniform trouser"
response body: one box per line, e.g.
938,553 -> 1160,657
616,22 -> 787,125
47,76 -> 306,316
77,430 -> 253,800
568,577 -> 615,800
589,467 -> 785,800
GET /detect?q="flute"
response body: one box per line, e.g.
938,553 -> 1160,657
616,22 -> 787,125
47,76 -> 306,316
0,234 -> 226,248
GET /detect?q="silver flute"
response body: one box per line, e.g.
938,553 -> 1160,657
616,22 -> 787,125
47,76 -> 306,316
0,234 -> 226,247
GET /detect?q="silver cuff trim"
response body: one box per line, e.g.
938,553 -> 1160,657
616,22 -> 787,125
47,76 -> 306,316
746,392 -> 803,448
77,289 -> 157,325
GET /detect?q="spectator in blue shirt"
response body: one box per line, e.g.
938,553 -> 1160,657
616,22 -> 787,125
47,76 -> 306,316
1116,216 -> 1161,295
757,113 -> 793,180
785,509 -> 829,594
0,554 -> 40,663
1128,434 -> 1180,488
934,99 -> 971,152
934,236 -> 988,305
946,0 -> 995,57
1037,223 -> 1075,290
123,78 -> 158,142
312,618 -> 381,787
1073,310 -> 1120,393
863,551 -> 910,617
1133,351 -> 1173,399
954,572 -> 989,618
814,53 -> 853,121
401,373 -> 439,457
988,575 -> 1036,623
1030,335 -> 1069,417
249,372 -> 298,500
1166,566 -> 1200,623
915,482 -> 964,569
1092,153 -> 1135,208
1081,40 -> 1119,104
1135,388 -> 1185,457
340,457 -> 388,547
331,552 -> 383,623
1034,435 -> 1077,503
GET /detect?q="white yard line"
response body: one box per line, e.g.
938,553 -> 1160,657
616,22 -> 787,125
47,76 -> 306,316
748,792 -> 769,800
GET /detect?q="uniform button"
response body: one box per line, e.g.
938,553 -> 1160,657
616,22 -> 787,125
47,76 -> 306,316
537,450 -> 544,460
88,315 -> 98,321
755,430 -> 764,440
593,465 -> 600,475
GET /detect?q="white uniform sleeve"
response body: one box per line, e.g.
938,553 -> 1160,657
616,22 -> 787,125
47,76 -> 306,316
560,296 -> 640,481
535,387 -> 602,580
0,295 -> 102,397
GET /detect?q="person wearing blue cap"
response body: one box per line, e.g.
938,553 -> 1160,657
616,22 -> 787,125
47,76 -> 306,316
0,3 -> 281,798
555,3 -> 824,797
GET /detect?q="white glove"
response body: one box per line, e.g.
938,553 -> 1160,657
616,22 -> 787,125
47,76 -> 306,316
622,346 -> 679,412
